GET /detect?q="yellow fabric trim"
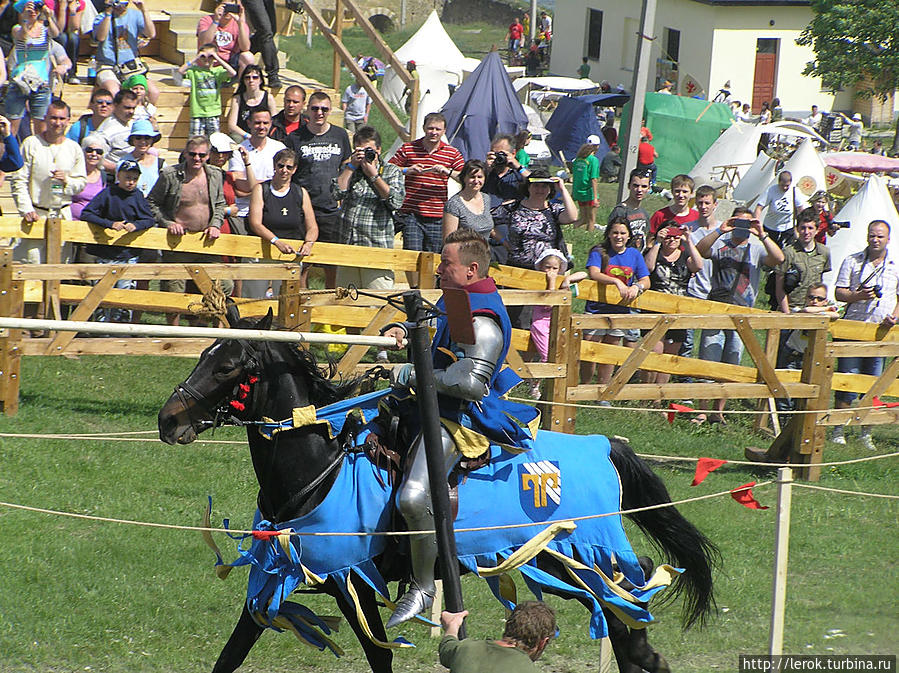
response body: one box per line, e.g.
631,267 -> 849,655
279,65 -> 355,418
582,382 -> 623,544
437,346 -> 458,362
202,500 -> 235,580
442,419 -> 492,459
344,574 -> 416,649
475,521 -> 577,576
498,573 -> 518,606
292,405 -> 318,429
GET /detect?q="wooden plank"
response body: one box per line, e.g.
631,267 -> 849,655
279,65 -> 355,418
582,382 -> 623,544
571,313 -> 830,330
44,216 -> 62,320
44,269 -> 120,355
521,362 -> 567,378
300,0 -> 409,141
278,280 -> 303,329
732,318 -> 789,398
548,300 -> 573,432
567,382 -> 819,402
13,263 -> 305,281
0,248 -> 24,415
602,317 -> 671,400
827,341 -> 899,357
20,337 -> 215,357
813,408 -> 899,427
504,346 -> 534,379
341,0 -> 414,87
851,354 -> 899,425
791,327 -> 833,481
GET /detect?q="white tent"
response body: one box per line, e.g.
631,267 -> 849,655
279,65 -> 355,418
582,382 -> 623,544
381,11 -> 467,116
745,139 -> 827,215
823,175 -> 899,299
690,121 -> 829,186
732,151 -> 777,205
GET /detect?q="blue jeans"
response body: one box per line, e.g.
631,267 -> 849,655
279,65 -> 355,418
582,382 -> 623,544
835,355 -> 883,404
699,329 -> 744,366
54,31 -> 81,77
4,83 -> 52,121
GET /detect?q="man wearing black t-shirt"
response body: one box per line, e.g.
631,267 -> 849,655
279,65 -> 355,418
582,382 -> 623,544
607,168 -> 651,251
287,91 -> 351,287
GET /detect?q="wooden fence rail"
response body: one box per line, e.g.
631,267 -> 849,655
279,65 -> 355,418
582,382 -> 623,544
4,217 -> 899,479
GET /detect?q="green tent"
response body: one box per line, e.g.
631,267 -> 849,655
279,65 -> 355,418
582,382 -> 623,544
621,93 -> 733,183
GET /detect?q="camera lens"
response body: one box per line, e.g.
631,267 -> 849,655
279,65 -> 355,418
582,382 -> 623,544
364,148 -> 377,162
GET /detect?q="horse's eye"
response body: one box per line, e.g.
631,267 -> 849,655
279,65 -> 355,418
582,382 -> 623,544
215,364 -> 240,380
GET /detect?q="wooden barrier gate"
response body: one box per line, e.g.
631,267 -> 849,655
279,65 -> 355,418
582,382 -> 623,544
4,216 -> 899,480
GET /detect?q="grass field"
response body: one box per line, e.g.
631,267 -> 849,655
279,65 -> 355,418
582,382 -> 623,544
0,351 -> 896,673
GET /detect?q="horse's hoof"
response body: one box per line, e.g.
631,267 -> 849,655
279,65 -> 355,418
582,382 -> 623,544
386,583 -> 434,628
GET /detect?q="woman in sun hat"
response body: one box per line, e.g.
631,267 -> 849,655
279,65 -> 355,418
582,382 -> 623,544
120,118 -> 164,197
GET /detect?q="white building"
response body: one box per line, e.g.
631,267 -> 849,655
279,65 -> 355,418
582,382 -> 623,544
549,0 -> 895,122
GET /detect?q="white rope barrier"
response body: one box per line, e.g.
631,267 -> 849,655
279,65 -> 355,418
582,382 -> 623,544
0,317 -> 401,348
0,481 -> 773,538
792,483 -> 899,500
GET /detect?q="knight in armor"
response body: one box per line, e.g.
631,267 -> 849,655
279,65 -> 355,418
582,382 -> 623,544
381,229 -> 539,628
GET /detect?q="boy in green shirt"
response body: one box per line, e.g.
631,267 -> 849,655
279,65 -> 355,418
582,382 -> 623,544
178,43 -> 236,137
571,134 -> 601,231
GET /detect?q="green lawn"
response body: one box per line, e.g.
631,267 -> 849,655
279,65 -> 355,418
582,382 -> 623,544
0,350 -> 896,673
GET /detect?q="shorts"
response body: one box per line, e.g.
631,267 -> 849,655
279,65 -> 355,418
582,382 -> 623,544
190,116 -> 221,136
314,211 -> 341,244
3,83 -> 52,120
95,66 -> 119,86
335,265 -> 394,290
401,212 -> 443,252
584,327 -> 640,342
576,200 -> 598,208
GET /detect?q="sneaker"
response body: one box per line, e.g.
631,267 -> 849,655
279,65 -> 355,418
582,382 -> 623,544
859,432 -> 876,451
376,350 -> 389,363
530,382 -> 541,400
67,75 -> 82,85
598,400 -> 611,407
268,73 -> 282,88
831,427 -> 846,445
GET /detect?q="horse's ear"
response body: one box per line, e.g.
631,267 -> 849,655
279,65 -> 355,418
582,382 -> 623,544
225,301 -> 241,328
257,308 -> 274,331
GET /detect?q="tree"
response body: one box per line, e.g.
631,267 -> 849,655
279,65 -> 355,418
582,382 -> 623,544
797,0 -> 899,152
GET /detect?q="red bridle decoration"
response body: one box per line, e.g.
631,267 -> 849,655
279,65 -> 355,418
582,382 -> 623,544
229,376 -> 259,412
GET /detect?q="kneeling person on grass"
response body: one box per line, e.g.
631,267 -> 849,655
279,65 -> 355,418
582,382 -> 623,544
80,159 -> 155,322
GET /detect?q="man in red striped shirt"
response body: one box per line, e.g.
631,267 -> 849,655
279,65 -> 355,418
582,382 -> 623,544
390,113 -> 464,257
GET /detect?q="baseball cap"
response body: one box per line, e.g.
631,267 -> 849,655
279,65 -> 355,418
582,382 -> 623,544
116,159 -> 141,173
586,134 -> 601,145
121,73 -> 148,91
852,112 -> 862,120
208,132 -> 235,153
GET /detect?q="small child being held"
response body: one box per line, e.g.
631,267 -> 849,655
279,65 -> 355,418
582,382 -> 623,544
530,249 -> 587,397
178,43 -> 237,137
122,74 -> 159,131
80,159 -> 156,323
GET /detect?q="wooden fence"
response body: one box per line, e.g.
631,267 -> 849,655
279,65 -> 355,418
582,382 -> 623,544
3,216 -> 899,480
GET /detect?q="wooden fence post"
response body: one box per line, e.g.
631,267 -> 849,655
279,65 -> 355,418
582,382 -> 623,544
789,324 -> 832,481
564,315 -> 584,433
416,252 -> 437,289
546,294 -> 572,432
332,0 -> 344,92
0,248 -> 25,415
44,215 -> 63,321
278,267 -> 302,329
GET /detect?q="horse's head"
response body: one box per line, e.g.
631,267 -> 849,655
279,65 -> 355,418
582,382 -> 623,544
158,307 -> 273,445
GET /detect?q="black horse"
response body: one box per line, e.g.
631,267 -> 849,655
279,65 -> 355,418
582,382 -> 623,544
158,309 -> 719,673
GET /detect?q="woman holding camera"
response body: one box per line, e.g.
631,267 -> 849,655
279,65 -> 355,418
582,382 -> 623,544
493,168 -> 577,271
642,219 -> 703,385
7,0 -> 60,136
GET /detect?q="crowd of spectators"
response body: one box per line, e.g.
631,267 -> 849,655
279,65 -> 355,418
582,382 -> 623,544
0,0 -> 891,450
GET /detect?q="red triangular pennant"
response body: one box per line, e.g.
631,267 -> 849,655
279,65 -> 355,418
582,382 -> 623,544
731,481 -> 768,510
691,457 -> 728,486
872,396 -> 899,408
667,402 -> 694,424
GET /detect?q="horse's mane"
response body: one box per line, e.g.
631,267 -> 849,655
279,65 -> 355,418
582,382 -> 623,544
236,316 -> 361,406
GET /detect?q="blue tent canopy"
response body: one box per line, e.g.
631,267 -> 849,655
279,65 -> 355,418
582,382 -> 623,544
441,51 -> 529,161
545,96 -> 611,166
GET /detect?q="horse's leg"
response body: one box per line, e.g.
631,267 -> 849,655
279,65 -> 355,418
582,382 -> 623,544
211,605 -> 265,673
603,607 -> 643,673
626,625 -> 671,673
331,576 -> 393,673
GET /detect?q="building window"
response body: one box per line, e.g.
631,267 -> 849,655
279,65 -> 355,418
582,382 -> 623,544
664,27 -> 680,64
587,9 -> 603,61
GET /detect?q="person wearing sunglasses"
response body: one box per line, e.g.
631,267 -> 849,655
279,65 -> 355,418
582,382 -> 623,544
70,134 -> 110,221
831,220 -> 899,449
287,90 -> 351,287
148,135 -> 233,324
66,89 -> 115,145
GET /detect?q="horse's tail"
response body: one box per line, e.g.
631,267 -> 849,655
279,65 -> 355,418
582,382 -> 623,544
609,437 -> 720,629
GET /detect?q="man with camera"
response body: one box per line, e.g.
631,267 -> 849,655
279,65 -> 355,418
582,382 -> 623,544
774,208 -> 831,314
92,0 -> 158,102
196,1 -> 255,75
332,125 -> 404,292
695,207 -> 784,423
483,134 -> 523,208
831,220 -> 899,449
